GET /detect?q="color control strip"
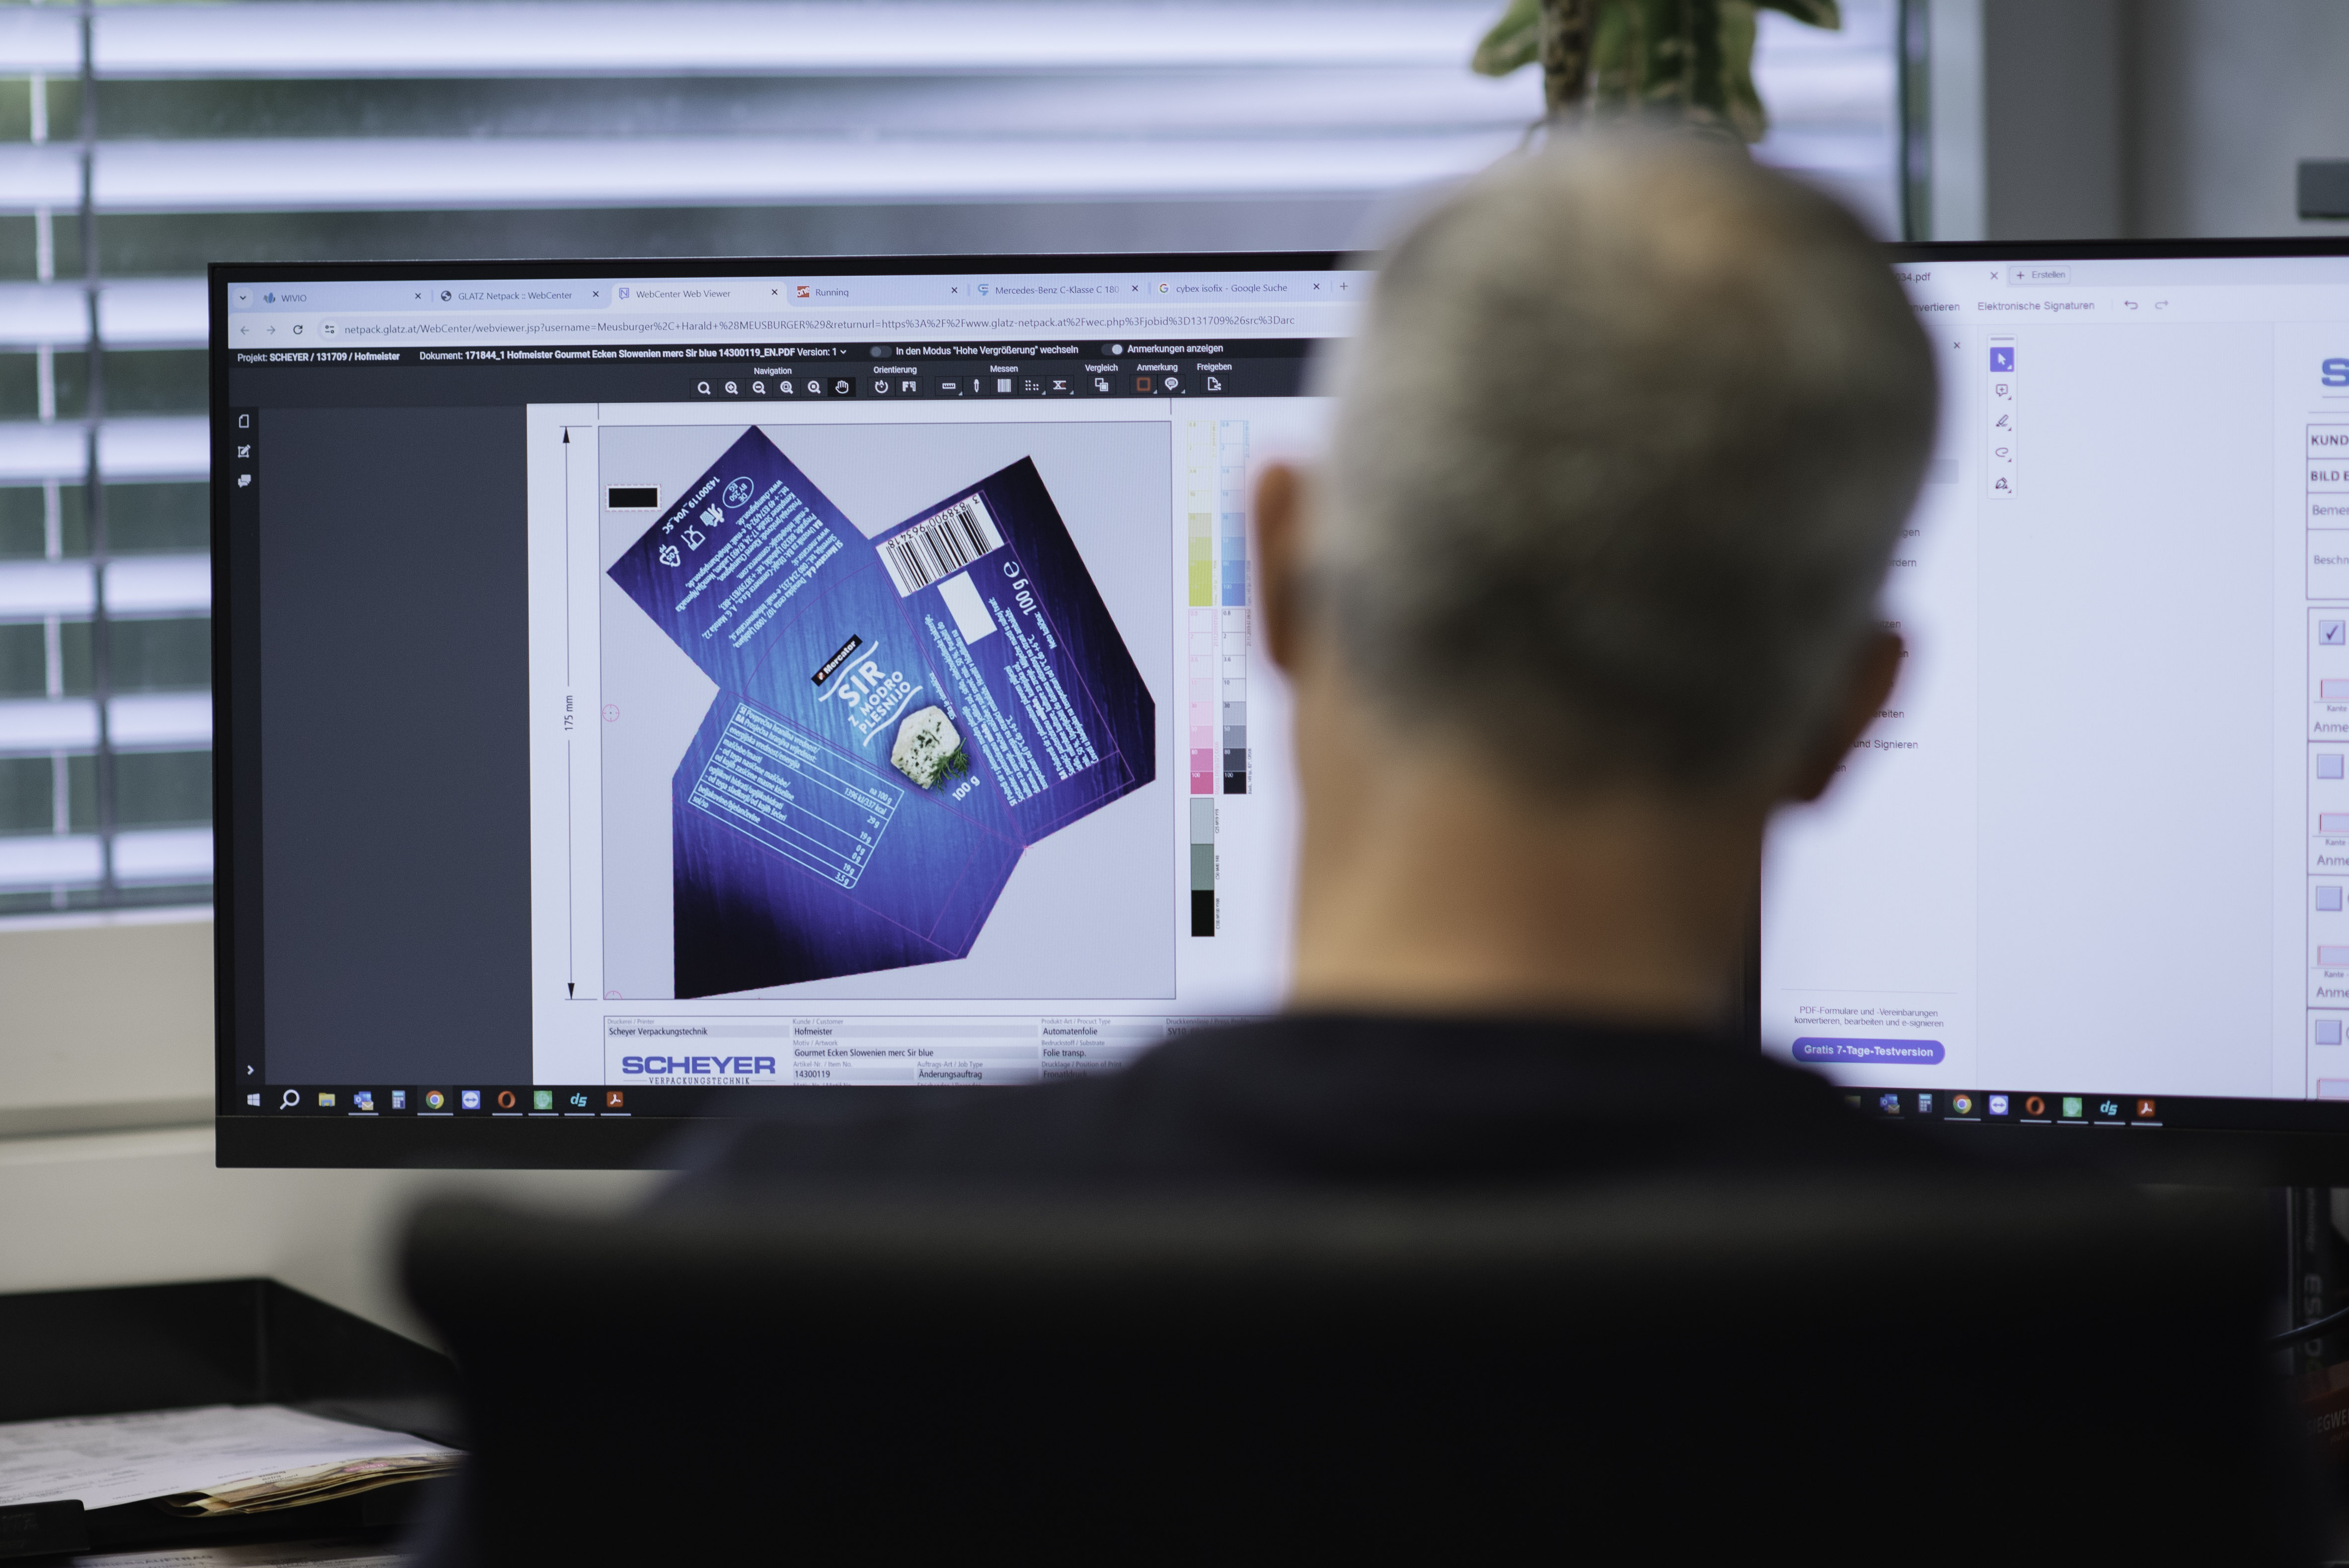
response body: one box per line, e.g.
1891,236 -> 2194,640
1218,419 -> 1250,795
1185,420 -> 1219,934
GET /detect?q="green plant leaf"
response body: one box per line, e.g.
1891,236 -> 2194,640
1590,0 -> 1638,103
1472,0 -> 1542,76
1721,0 -> 1768,140
1692,0 -> 1732,116
1473,0 -> 1826,122
1754,0 -> 1840,27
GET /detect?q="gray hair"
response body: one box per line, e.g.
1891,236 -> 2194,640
1318,137 -> 1937,795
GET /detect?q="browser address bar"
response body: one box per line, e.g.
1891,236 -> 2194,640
232,307 -> 1345,345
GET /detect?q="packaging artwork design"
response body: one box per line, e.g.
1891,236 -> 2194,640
607,428 -> 1156,996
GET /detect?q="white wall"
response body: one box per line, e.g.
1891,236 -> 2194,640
1948,0 -> 2349,244
0,912 -> 212,1134
1981,0 -> 2125,240
2127,0 -> 2349,239
0,914 -> 659,1344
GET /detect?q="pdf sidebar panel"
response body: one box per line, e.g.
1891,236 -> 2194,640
1766,260 -> 2349,1123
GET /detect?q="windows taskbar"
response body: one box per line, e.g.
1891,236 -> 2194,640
229,1079 -> 2349,1126
215,1081 -> 2349,1176
1846,1085 -> 2349,1134
233,1085 -> 727,1117
227,1081 -> 1075,1118
234,1083 -> 2349,1129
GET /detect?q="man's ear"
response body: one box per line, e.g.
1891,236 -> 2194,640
1786,628 -> 1904,803
1255,462 -> 1308,674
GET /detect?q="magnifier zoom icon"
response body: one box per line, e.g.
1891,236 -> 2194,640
278,1089 -> 299,1109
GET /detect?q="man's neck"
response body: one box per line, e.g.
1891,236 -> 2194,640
1287,738 -> 1768,1031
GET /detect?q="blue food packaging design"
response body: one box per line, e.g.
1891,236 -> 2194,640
605,429 -> 867,701
669,691 -> 1025,999
607,428 -> 1156,996
871,456 -> 1155,846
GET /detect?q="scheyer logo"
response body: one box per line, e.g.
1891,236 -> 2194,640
607,1019 -> 782,1082
2325,358 -> 2349,387
617,1054 -> 776,1075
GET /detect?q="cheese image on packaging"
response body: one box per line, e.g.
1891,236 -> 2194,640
892,706 -> 966,788
606,428 -> 1155,996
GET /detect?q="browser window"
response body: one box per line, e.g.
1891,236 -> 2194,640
219,259 -> 1360,1122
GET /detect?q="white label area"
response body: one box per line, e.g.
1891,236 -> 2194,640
606,1015 -> 1198,1085
1767,262 -> 2349,1102
936,571 -> 997,644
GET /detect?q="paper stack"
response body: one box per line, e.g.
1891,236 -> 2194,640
0,1405 -> 459,1517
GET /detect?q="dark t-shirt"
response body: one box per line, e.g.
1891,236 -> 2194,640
670,1011 -> 1958,1194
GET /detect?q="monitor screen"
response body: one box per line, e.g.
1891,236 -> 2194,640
216,241 -> 2349,1178
215,254 -> 1347,1164
1766,241 -> 2349,1176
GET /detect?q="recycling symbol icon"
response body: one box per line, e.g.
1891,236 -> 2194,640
658,543 -> 682,568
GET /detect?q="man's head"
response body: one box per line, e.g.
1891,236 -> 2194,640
1259,137 -> 1938,1018
1272,137 -> 1936,804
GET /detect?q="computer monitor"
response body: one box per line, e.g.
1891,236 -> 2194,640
213,240 -> 2349,1179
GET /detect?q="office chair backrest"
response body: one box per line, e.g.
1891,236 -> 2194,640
404,1179 -> 2308,1564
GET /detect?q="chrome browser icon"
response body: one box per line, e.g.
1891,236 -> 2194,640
424,1089 -> 447,1111
1951,1093 -> 1974,1116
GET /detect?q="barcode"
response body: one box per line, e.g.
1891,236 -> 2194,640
877,495 -> 1005,596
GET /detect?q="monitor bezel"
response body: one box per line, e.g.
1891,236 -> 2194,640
213,238 -> 2349,1181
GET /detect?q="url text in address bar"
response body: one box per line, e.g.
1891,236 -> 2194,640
271,309 -> 1332,341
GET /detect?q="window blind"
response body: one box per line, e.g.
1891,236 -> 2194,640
0,0 -> 1898,915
